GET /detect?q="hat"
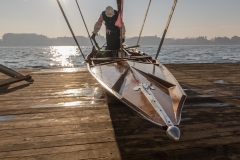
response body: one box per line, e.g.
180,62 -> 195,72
105,6 -> 115,17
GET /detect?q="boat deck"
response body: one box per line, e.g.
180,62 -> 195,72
0,63 -> 239,160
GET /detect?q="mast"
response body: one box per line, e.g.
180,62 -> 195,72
116,0 -> 123,59
56,0 -> 86,61
155,0 -> 178,60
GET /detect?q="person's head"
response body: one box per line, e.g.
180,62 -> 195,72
105,6 -> 115,17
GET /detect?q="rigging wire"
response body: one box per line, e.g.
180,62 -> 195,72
155,0 -> 178,60
75,0 -> 94,46
56,0 -> 86,61
136,0 -> 152,46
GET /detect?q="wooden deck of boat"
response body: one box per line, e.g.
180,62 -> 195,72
0,63 -> 239,160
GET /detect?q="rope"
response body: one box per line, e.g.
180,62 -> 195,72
136,0 -> 152,46
155,0 -> 178,60
75,0 -> 94,46
56,0 -> 86,61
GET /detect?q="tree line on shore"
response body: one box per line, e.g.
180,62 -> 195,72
0,33 -> 239,46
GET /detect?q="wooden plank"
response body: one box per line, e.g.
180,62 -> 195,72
0,142 -> 121,159
0,113 -> 112,130
0,122 -> 113,138
0,130 -> 116,152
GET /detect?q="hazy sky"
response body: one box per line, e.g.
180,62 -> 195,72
0,0 -> 239,39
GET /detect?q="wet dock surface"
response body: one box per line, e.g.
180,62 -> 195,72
0,63 -> 239,160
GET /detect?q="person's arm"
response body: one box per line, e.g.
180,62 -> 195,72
93,14 -> 104,35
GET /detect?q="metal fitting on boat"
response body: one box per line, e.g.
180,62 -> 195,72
166,126 -> 181,141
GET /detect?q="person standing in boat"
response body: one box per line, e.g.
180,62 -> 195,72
91,6 -> 126,56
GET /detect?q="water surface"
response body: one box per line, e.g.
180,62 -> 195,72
0,45 -> 239,68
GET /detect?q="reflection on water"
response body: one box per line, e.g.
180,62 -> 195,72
49,46 -> 79,67
0,46 -> 89,68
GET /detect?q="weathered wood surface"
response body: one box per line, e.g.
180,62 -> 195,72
0,63 -> 239,160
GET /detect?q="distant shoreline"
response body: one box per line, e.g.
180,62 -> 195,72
1,44 -> 240,47
0,33 -> 239,46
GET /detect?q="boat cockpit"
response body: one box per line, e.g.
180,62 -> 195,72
86,45 -> 159,66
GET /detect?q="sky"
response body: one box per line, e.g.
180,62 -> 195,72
0,0 -> 240,39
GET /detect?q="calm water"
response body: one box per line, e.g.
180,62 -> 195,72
0,45 -> 239,68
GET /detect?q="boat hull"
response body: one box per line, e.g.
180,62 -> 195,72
87,59 -> 186,128
87,63 -> 170,128
86,46 -> 186,141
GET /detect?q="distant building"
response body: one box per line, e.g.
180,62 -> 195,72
138,36 -> 160,45
125,36 -> 160,46
215,37 -> 231,45
173,38 -> 196,45
231,35 -> 240,44
209,38 -> 215,43
54,36 -> 75,46
164,38 -> 176,45
196,36 -> 209,45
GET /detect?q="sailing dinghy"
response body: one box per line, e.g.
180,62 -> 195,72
86,45 -> 186,141
57,0 -> 186,141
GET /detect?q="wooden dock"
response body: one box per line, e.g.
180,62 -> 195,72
0,63 -> 239,160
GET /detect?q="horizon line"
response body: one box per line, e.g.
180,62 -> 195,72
1,33 -> 239,40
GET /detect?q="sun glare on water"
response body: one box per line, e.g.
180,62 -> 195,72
49,46 -> 79,67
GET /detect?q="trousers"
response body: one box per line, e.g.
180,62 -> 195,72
106,28 -> 120,50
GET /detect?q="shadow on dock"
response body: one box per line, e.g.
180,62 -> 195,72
107,70 -> 240,160
0,83 -> 31,95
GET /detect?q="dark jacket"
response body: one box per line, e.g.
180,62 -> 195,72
102,10 -> 119,31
